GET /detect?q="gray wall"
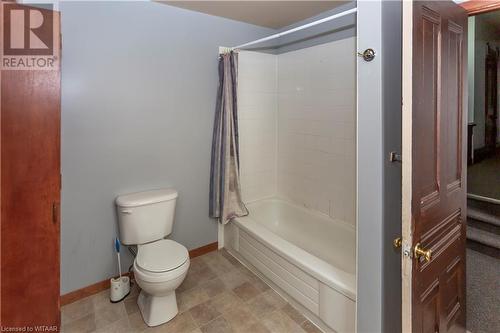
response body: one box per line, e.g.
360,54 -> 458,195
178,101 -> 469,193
356,1 -> 383,331
357,1 -> 402,332
60,1 -> 272,294
381,1 -> 402,332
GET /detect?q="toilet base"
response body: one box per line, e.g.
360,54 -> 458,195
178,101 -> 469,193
137,290 -> 178,327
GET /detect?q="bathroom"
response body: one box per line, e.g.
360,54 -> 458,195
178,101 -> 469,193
1,1 -> 399,332
1,1 -> 480,333
63,1 -> 385,329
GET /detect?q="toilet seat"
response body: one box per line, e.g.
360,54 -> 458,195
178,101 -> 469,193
133,239 -> 189,284
134,258 -> 189,284
136,239 -> 189,273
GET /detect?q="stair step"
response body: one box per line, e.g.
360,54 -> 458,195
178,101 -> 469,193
467,226 -> 500,250
467,207 -> 500,227
467,196 -> 500,217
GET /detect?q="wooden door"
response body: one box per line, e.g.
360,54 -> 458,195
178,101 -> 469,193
484,43 -> 498,153
402,1 -> 468,332
1,4 -> 61,329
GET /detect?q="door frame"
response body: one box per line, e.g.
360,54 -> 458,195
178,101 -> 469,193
401,1 -> 413,331
460,0 -> 500,16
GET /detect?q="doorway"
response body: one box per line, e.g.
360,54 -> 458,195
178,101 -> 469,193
466,8 -> 500,333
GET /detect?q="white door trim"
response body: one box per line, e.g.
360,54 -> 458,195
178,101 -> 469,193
401,1 -> 414,332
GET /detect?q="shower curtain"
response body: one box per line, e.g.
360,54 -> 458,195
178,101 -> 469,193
209,51 -> 248,224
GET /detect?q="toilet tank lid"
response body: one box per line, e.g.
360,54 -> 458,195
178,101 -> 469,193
116,189 -> 178,207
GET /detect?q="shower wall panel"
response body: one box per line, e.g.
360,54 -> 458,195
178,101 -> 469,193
277,38 -> 356,226
238,38 -> 356,226
238,52 -> 278,202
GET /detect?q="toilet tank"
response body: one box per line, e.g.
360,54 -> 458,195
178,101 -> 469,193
115,189 -> 178,245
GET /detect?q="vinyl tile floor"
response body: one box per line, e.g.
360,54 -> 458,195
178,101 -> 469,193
61,249 -> 323,333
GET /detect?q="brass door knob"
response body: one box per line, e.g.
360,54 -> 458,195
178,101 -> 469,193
414,243 -> 432,262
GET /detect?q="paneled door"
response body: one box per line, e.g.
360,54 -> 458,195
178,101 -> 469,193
484,43 -> 498,153
1,4 -> 61,330
401,1 -> 468,332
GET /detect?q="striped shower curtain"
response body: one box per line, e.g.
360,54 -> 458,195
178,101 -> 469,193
209,51 -> 248,224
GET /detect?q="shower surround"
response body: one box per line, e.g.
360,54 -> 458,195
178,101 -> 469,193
226,38 -> 357,333
238,37 -> 356,226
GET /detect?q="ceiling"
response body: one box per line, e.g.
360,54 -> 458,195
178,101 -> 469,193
161,1 -> 348,29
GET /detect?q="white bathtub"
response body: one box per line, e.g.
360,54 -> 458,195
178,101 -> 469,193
223,198 -> 356,333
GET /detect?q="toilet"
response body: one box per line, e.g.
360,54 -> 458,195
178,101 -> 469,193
116,188 -> 189,327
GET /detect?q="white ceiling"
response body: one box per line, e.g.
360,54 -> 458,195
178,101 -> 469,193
161,1 -> 348,29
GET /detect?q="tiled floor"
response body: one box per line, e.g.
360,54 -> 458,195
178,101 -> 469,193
61,249 -> 323,333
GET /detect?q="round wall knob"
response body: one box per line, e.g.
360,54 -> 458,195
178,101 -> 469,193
357,48 -> 376,62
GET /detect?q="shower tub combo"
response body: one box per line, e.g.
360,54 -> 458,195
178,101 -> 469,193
221,5 -> 358,332
223,198 -> 356,333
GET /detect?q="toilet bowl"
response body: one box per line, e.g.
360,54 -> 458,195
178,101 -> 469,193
133,239 -> 190,327
115,188 -> 190,327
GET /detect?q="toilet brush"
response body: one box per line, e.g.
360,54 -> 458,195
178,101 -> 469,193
115,238 -> 122,279
110,237 -> 130,303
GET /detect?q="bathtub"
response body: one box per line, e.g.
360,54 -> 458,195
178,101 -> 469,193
223,198 -> 356,333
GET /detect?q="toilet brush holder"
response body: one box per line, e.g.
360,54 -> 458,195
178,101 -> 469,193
110,276 -> 130,303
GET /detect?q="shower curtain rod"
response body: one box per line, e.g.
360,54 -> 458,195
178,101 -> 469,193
230,7 -> 357,50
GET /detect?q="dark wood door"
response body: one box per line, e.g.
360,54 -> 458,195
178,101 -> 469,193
1,5 -> 61,330
402,1 -> 468,332
484,43 -> 498,153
